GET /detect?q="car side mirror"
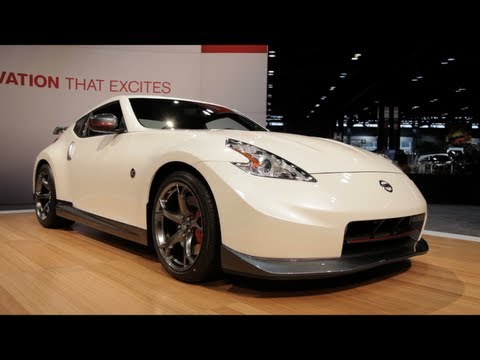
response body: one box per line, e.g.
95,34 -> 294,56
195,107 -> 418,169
53,126 -> 68,135
88,113 -> 118,133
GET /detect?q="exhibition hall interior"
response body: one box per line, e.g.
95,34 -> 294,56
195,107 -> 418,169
0,33 -> 479,315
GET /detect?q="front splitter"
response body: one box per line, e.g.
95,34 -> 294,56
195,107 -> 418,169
221,238 -> 428,280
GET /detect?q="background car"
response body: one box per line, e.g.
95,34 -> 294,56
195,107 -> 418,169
417,153 -> 453,174
33,96 -> 428,283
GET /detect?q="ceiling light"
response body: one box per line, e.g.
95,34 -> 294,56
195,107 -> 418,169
306,115 -> 310,119
269,121 -> 283,126
268,84 -> 273,88
315,104 -> 320,107
412,105 -> 420,109
461,106 -> 469,110
269,50 -> 276,54
416,75 -> 423,79
341,72 -> 347,75
447,57 -> 455,61
311,110 -> 315,113
329,86 -> 336,91
351,57 -> 358,60
411,78 -> 418,82
173,100 -> 179,104
321,96 -> 327,100
441,61 -> 449,65
268,54 -> 276,58
430,98 -> 438,103
363,106 -> 369,110
355,53 -> 362,57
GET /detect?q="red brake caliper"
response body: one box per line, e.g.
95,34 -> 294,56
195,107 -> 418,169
194,210 -> 203,244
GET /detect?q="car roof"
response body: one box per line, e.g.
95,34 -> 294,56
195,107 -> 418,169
91,95 -> 233,113
419,153 -> 449,158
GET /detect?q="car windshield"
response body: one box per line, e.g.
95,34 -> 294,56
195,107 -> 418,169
129,98 -> 266,131
431,155 -> 450,162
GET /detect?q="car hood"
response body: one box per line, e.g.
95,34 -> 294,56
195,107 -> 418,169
136,129 -> 401,174
216,131 -> 401,174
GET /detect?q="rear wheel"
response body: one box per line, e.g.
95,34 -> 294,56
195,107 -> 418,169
151,171 -> 221,283
34,164 -> 74,228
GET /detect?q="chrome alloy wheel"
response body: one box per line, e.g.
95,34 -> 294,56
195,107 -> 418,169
154,182 -> 204,271
35,168 -> 52,221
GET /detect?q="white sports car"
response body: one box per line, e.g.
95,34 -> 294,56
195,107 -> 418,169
33,95 -> 428,282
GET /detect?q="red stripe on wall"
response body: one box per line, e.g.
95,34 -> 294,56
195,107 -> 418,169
201,45 -> 268,53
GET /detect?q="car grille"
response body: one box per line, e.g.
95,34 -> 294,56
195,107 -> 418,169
342,214 -> 425,256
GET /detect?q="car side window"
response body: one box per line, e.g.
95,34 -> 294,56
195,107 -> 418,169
73,114 -> 89,137
81,101 -> 126,138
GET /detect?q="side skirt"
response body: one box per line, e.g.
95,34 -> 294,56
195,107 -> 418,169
56,200 -> 148,245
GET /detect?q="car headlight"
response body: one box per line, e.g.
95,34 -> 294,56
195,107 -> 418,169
226,138 -> 316,182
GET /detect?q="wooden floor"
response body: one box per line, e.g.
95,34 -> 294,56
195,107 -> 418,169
1,213 -> 479,314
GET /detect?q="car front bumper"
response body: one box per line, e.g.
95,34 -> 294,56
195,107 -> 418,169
196,162 -> 428,260
221,238 -> 429,279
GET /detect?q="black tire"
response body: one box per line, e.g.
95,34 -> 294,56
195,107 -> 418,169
151,171 -> 221,283
34,164 -> 74,228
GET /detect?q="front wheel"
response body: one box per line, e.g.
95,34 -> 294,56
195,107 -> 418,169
34,164 -> 74,228
151,171 -> 221,283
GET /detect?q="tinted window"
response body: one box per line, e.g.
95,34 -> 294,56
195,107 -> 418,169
73,114 -> 89,137
129,98 -> 266,131
431,155 -> 450,162
205,117 -> 250,130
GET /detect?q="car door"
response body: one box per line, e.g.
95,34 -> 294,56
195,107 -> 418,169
69,100 -> 137,224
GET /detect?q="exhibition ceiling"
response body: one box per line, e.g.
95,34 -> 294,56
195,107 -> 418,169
268,41 -> 480,133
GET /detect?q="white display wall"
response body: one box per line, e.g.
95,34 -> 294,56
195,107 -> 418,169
0,45 -> 268,204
